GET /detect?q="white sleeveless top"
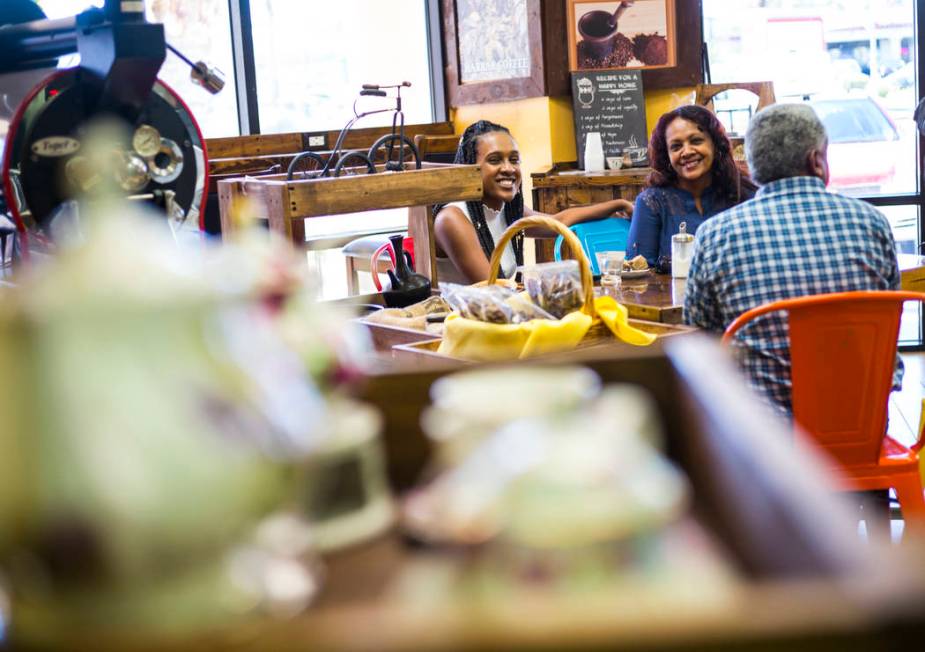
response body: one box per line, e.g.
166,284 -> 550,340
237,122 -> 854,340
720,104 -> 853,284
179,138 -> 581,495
445,201 -> 518,279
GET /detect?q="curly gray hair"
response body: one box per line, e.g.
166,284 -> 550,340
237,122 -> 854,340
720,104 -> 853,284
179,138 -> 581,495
745,103 -> 827,185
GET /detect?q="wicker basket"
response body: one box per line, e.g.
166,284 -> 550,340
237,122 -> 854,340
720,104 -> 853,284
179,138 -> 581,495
487,215 -> 595,315
435,216 -> 656,361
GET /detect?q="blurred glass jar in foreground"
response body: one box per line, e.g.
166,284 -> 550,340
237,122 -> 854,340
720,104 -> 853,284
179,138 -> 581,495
406,366 -> 688,568
420,366 -> 601,469
0,194 -> 378,637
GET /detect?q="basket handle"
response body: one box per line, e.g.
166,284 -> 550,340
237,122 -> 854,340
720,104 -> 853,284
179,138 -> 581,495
487,216 -> 595,316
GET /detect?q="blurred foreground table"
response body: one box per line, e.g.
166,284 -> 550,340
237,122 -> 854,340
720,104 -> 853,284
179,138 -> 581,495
13,337 -> 925,651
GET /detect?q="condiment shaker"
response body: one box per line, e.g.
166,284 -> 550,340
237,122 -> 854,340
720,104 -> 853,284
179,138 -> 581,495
671,221 -> 694,278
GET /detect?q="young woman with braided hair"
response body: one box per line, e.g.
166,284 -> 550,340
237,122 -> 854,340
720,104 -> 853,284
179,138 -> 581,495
433,120 -> 634,284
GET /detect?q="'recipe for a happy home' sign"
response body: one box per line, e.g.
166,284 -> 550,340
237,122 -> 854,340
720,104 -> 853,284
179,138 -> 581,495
571,69 -> 649,170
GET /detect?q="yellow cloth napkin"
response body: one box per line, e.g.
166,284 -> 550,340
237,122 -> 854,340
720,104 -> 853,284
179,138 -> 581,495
437,295 -> 655,361
593,295 -> 657,346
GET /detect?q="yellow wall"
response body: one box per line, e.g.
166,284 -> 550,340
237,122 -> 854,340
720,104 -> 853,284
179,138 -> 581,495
452,98 -> 560,200
451,86 -> 698,200
644,87 -> 697,136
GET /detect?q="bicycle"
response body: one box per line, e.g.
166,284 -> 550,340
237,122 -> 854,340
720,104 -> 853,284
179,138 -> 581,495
287,82 -> 421,181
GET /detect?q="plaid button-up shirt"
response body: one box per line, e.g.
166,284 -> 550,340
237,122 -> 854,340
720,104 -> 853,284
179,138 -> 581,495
683,175 -> 902,416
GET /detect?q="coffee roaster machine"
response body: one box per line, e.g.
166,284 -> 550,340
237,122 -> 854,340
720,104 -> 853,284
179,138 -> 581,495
0,0 -> 224,265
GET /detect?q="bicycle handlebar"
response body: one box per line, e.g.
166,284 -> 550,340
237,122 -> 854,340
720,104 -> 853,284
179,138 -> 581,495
360,89 -> 387,97
361,82 -> 412,90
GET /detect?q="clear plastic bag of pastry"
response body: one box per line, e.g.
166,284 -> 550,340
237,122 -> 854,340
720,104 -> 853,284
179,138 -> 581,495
520,260 -> 583,319
440,283 -> 554,324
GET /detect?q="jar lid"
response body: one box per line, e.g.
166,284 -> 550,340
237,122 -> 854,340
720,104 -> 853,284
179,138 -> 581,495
672,221 -> 694,243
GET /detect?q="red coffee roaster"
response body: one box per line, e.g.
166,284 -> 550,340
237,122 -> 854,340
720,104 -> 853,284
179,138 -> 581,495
0,0 -> 224,264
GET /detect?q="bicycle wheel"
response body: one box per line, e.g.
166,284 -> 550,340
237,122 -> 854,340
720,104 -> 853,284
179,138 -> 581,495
368,134 -> 421,172
286,151 -> 326,180
333,150 -> 377,177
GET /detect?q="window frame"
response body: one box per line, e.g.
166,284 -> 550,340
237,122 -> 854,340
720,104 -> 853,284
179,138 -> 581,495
701,0 -> 925,349
226,0 -> 446,136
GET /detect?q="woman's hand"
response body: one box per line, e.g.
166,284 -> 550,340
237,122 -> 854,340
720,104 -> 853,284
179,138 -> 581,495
610,198 -> 633,219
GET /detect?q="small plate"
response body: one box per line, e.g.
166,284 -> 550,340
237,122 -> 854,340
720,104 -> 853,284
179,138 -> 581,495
621,268 -> 651,279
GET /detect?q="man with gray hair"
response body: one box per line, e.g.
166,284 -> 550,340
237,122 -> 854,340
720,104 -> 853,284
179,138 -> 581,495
683,102 -> 901,417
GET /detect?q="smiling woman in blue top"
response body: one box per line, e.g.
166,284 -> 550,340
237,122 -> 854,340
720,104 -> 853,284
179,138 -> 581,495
628,105 -> 757,266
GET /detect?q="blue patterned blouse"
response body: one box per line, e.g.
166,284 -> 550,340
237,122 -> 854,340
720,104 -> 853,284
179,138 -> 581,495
627,184 -> 754,265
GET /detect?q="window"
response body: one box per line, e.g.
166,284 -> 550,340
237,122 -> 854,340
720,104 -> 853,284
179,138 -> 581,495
147,0 -> 239,138
811,98 -> 899,143
703,0 -> 917,195
249,1 -> 435,134
703,0 -> 923,347
242,0 -> 440,294
36,0 -> 102,18
24,1 -> 446,298
35,0 -> 238,138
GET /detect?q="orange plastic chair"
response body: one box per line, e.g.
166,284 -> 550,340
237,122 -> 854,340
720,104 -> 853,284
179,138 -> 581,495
722,291 -> 925,525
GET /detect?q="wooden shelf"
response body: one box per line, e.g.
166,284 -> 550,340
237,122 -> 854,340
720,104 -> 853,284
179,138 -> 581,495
206,122 -> 454,159
285,164 -> 480,218
529,163 -> 650,263
217,162 -> 483,283
531,162 -> 652,190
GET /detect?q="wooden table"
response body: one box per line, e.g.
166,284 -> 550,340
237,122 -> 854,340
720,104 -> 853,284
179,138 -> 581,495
609,272 -> 685,324
28,339 -> 925,651
343,253 -> 921,355
899,253 -> 925,292
597,253 -> 925,326
216,162 -> 483,284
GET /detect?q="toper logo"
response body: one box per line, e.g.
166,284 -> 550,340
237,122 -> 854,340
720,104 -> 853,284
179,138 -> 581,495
31,137 -> 81,157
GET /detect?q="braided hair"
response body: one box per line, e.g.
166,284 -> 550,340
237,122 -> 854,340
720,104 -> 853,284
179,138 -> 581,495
434,120 -> 525,277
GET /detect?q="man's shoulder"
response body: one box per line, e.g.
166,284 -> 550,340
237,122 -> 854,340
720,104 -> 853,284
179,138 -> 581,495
714,182 -> 885,223
697,197 -> 757,239
824,190 -> 889,218
796,189 -> 893,237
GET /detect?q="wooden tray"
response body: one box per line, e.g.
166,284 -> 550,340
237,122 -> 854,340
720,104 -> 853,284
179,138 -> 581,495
357,317 -> 442,352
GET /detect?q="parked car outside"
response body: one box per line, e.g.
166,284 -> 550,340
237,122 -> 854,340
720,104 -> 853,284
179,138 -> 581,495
808,97 -> 901,198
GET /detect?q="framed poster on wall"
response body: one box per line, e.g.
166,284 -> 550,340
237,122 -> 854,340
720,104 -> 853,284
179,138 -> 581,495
442,0 -> 702,105
443,0 -> 570,105
457,0 -> 532,82
564,0 -> 703,90
567,0 -> 676,72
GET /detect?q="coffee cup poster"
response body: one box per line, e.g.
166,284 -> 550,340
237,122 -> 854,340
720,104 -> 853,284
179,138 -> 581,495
567,0 -> 676,72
